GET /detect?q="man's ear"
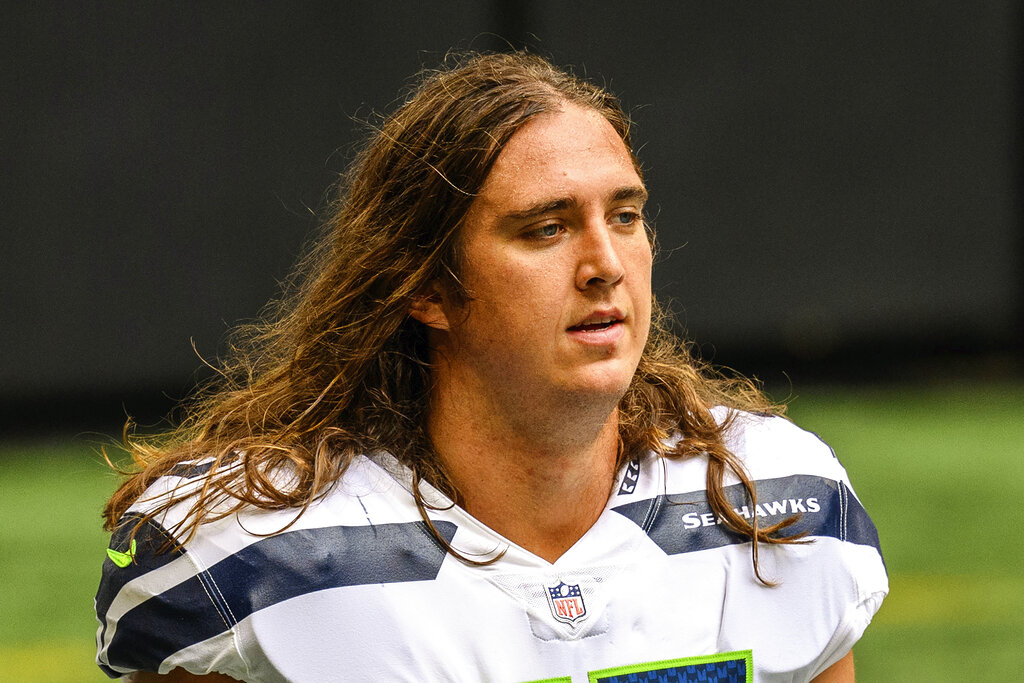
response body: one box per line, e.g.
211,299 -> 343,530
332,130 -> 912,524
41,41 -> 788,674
408,288 -> 450,331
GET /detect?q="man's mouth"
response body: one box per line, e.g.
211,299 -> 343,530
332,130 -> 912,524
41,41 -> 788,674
568,315 -> 622,332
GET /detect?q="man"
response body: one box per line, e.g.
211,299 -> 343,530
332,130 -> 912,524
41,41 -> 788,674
96,53 -> 886,682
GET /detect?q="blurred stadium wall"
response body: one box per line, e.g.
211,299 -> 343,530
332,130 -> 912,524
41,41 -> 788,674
2,1 -> 1020,433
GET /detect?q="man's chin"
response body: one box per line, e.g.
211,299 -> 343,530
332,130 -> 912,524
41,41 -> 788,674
556,368 -> 636,404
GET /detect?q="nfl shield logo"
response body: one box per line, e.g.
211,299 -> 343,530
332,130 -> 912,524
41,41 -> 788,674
546,581 -> 587,625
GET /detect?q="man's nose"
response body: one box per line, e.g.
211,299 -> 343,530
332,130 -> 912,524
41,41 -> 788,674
575,223 -> 625,290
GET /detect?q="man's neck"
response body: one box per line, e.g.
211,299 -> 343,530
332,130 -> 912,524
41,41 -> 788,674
427,382 -> 621,564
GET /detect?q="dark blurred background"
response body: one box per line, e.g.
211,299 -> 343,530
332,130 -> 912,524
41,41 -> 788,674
2,1 -> 1020,435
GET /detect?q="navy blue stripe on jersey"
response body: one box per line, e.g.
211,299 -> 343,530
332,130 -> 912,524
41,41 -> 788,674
612,474 -> 882,557
102,520 -> 457,674
167,461 -> 215,478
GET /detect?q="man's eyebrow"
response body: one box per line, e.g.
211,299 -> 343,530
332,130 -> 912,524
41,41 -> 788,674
611,185 -> 649,204
502,186 -> 648,222
504,198 -> 575,221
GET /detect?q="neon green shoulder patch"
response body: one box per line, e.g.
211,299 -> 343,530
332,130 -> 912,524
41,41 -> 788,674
106,538 -> 137,568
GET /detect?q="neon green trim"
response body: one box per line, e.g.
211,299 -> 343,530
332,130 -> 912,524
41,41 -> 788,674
588,650 -> 754,683
106,538 -> 136,568
521,678 -> 572,683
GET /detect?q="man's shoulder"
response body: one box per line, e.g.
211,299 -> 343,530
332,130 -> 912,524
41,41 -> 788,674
616,409 -> 843,500
712,407 -> 845,482
119,452 -> 418,551
617,408 -> 884,567
95,453 -> 440,680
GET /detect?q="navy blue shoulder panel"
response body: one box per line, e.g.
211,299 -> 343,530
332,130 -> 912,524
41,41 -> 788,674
167,461 -> 215,478
612,474 -> 882,557
96,513 -> 186,657
102,519 -> 457,673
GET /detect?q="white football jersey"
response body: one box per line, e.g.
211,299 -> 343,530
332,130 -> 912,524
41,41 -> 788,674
96,411 -> 887,682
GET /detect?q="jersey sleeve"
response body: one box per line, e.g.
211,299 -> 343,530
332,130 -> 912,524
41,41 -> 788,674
94,510 -> 248,679
721,413 -> 889,681
801,469 -> 888,679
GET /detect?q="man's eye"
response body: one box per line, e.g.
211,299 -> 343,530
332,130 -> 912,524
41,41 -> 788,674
530,224 -> 561,238
613,211 -> 640,226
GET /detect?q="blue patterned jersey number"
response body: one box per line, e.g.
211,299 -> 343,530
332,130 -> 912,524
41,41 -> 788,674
523,651 -> 753,683
590,651 -> 752,683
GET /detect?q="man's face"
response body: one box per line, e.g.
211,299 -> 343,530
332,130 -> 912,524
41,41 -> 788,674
426,104 -> 652,411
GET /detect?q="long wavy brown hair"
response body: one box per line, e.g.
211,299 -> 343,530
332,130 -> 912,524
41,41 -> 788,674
104,52 -> 797,580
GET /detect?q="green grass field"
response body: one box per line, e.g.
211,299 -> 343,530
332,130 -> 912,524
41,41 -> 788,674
1,382 -> 1021,681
